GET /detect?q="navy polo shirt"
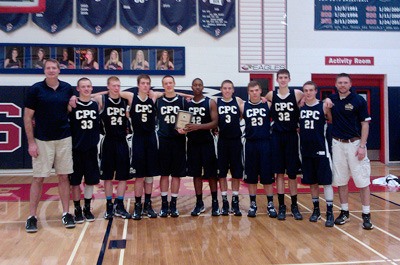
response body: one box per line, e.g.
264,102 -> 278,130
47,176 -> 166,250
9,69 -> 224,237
329,92 -> 371,140
25,79 -> 73,141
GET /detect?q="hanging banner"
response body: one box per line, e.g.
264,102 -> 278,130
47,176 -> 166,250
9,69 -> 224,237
0,14 -> 28,32
77,0 -> 116,35
0,0 -> 45,13
161,0 -> 196,34
32,0 -> 72,34
120,0 -> 158,36
199,0 -> 235,38
315,0 -> 400,31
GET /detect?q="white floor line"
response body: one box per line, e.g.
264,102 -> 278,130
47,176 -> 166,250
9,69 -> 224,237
119,198 -> 131,265
285,260 -> 387,265
66,221 -> 89,265
292,195 -> 397,265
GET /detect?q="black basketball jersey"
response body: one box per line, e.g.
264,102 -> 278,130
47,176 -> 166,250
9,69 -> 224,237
217,97 -> 242,139
187,97 -> 214,143
100,95 -> 128,138
299,101 -> 329,157
129,94 -> 156,134
243,101 -> 271,140
69,99 -> 100,151
270,88 -> 300,132
156,95 -> 186,138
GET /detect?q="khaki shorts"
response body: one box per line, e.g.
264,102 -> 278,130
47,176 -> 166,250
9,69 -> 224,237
32,137 -> 73,177
331,139 -> 371,188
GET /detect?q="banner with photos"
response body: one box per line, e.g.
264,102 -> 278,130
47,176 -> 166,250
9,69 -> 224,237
161,0 -> 196,34
0,14 -> 28,32
120,0 -> 158,36
199,0 -> 235,38
32,0 -> 72,34
0,43 -> 185,75
77,0 -> 116,35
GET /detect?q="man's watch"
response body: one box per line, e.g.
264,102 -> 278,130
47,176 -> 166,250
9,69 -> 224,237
359,145 -> 366,149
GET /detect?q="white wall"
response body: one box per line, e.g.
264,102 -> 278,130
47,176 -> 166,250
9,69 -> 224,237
0,0 -> 399,88
287,1 -> 400,87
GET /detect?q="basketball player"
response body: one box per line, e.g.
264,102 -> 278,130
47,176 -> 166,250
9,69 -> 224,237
329,73 -> 373,230
156,75 -> 186,217
118,74 -> 159,220
299,81 -> 334,227
98,76 -> 132,219
185,78 -> 220,216
216,80 -> 244,216
266,69 -> 303,220
68,77 -> 100,223
240,81 -> 275,217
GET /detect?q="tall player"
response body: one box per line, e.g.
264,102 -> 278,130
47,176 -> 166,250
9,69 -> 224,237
98,76 -> 132,219
266,69 -> 303,220
216,80 -> 244,216
299,81 -> 334,227
240,81 -> 276,217
156,75 -> 186,217
119,74 -> 159,220
185,78 -> 219,216
68,77 -> 100,223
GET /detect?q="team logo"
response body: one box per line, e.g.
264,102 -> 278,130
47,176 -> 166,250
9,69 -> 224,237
51,24 -> 58,33
6,23 -> 13,32
177,24 -> 183,34
345,103 -> 354,111
137,26 -> 143,34
95,25 -> 102,34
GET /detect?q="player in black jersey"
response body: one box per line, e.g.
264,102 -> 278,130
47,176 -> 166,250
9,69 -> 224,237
156,75 -> 186,217
185,78 -> 219,216
118,74 -> 159,220
96,76 -> 132,219
240,81 -> 276,217
266,69 -> 304,221
216,80 -> 244,216
299,81 -> 334,227
68,77 -> 100,223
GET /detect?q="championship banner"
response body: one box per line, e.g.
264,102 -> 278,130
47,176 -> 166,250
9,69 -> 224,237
0,0 -> 45,13
0,13 -> 28,32
161,0 -> 196,34
120,0 -> 158,36
77,0 -> 116,35
199,0 -> 235,38
32,0 -> 72,34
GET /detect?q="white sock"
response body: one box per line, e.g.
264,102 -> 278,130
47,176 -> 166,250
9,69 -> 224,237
362,205 -> 370,214
341,203 -> 349,211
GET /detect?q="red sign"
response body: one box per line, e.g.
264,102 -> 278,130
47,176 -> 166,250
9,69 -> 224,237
325,56 -> 374,66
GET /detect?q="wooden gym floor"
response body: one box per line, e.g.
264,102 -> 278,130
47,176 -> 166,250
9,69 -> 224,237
1,161 -> 400,265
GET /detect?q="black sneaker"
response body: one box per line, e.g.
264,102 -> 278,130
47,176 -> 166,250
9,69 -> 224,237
291,204 -> 303,220
191,201 -> 205,216
62,213 -> 76,229
325,211 -> 334,227
25,216 -> 38,233
74,206 -> 84,224
114,203 -> 132,219
334,210 -> 350,225
362,213 -> 374,230
267,202 -> 278,218
159,201 -> 169,217
309,207 -> 321,222
132,202 -> 142,220
277,205 -> 286,220
169,201 -> 179,218
221,200 -> 230,216
104,202 -> 114,220
247,202 -> 257,218
211,200 -> 221,216
83,206 -> 95,222
231,200 -> 242,216
143,201 -> 157,218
